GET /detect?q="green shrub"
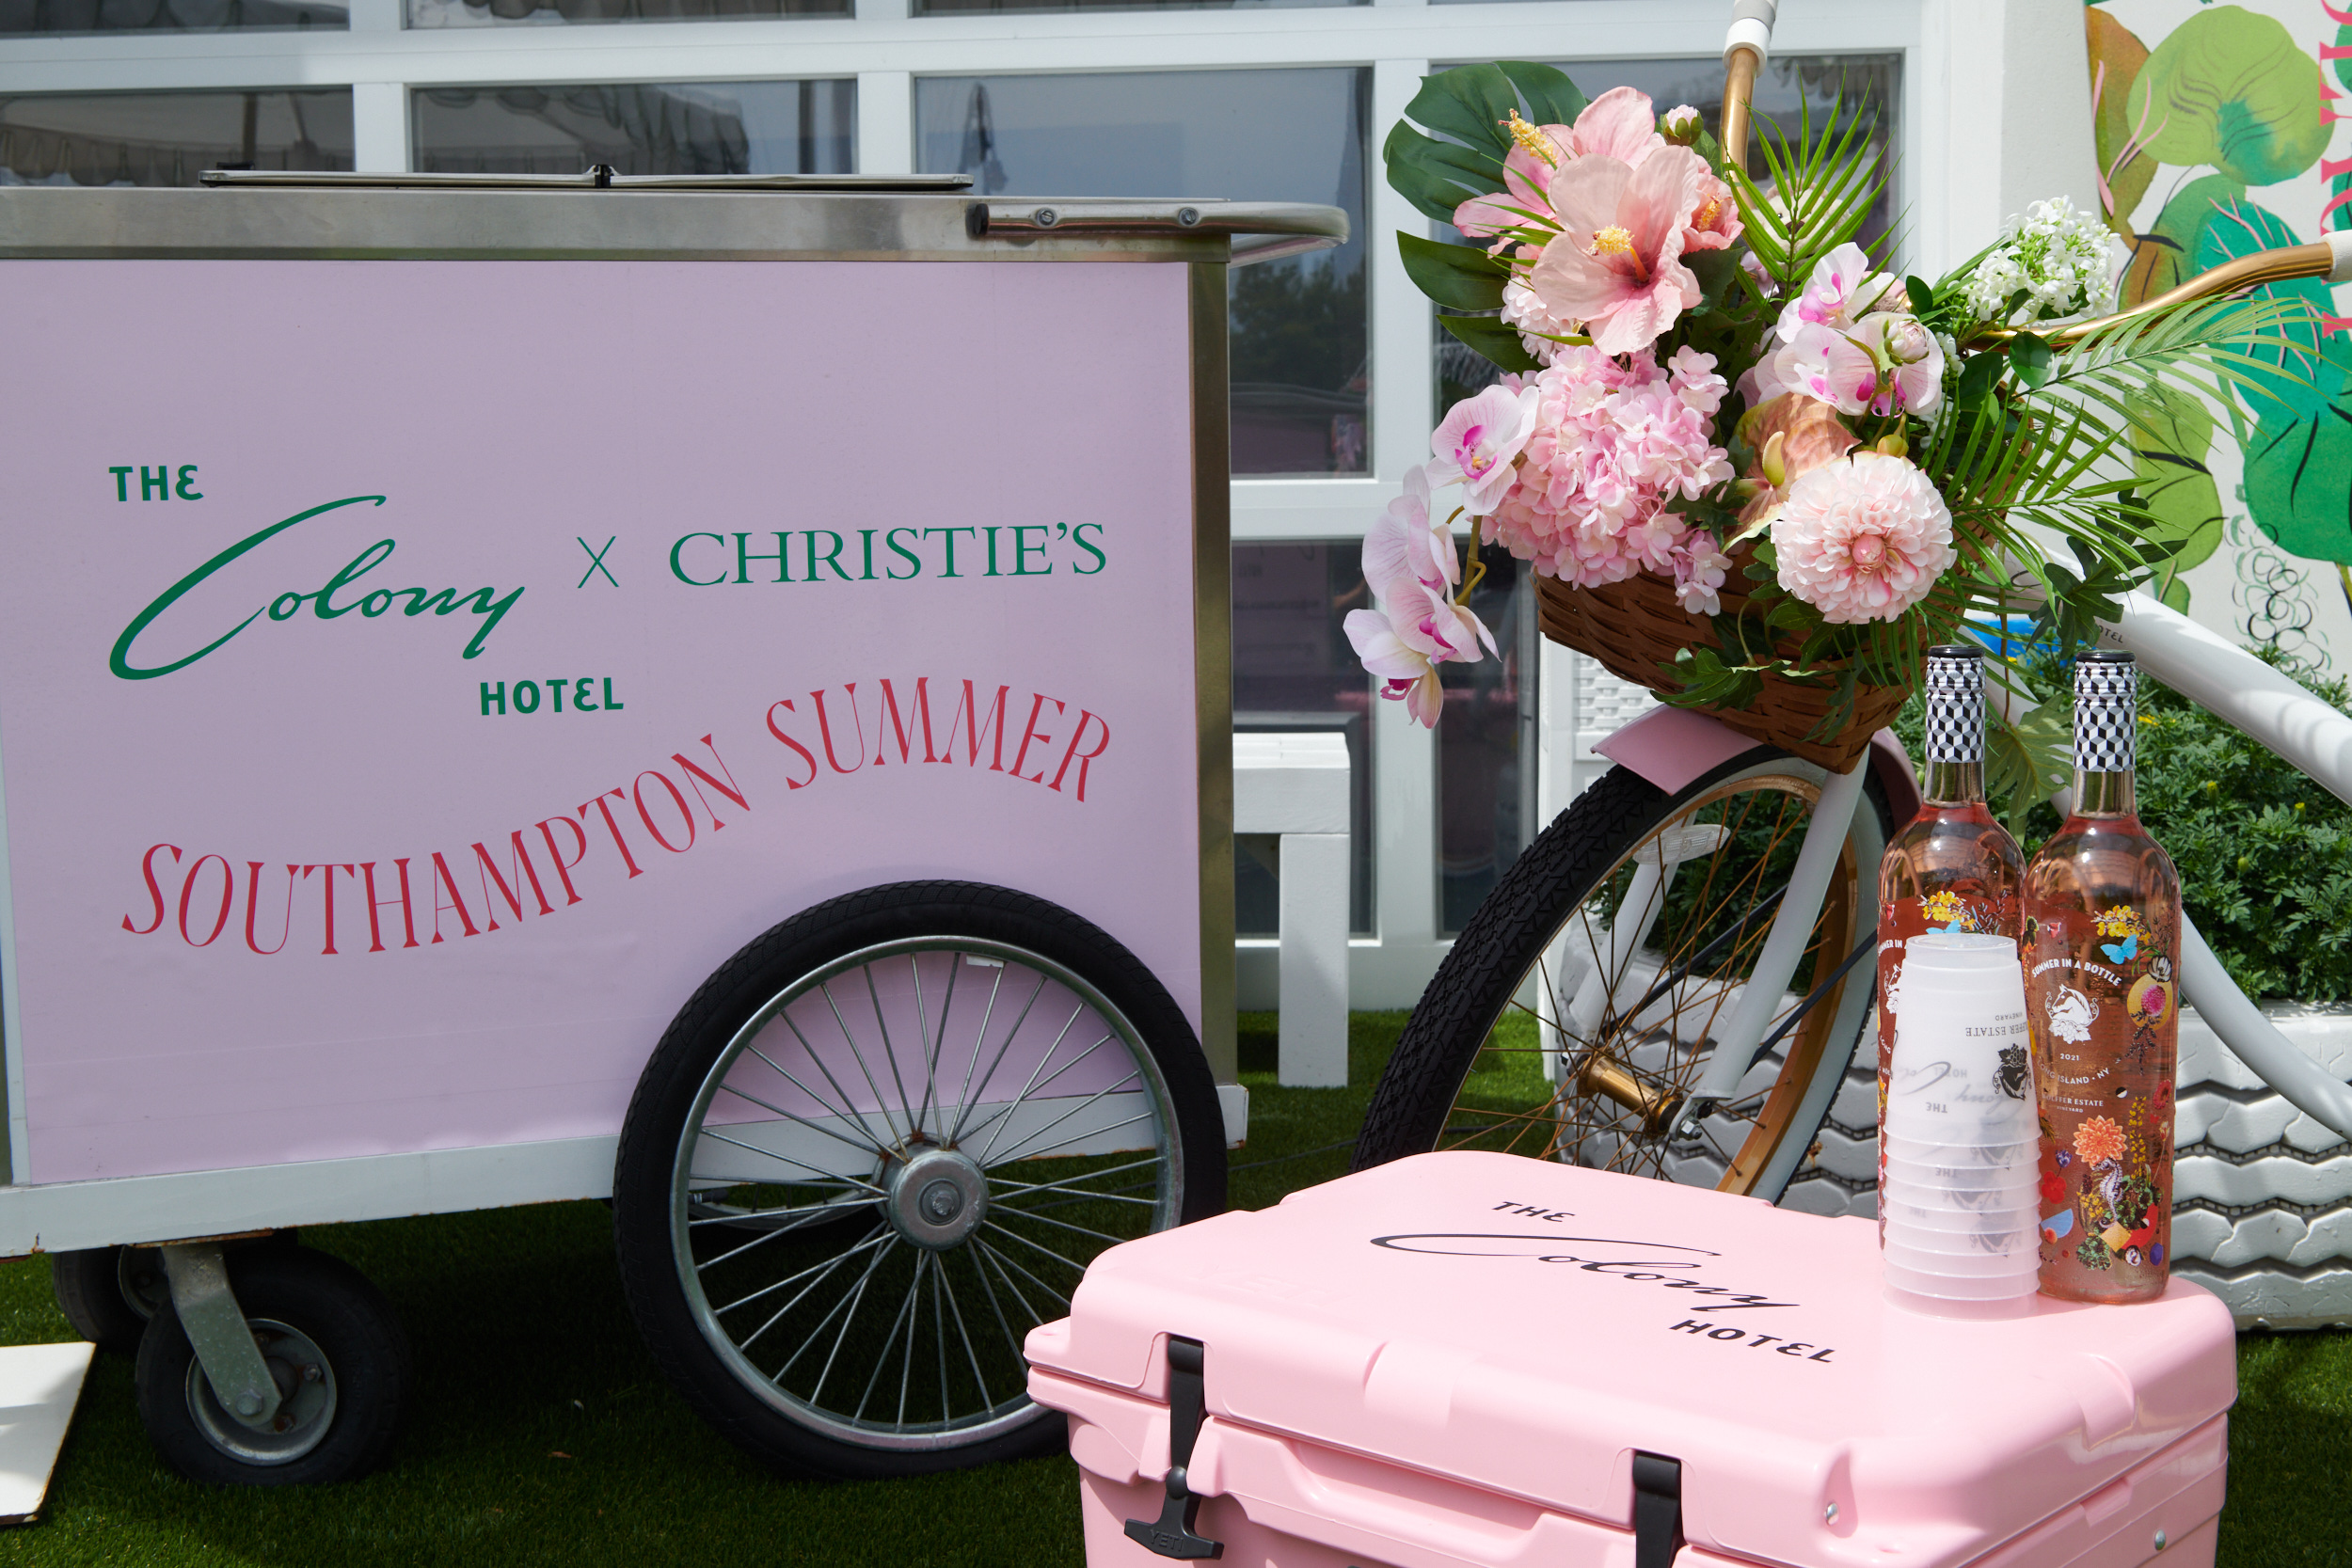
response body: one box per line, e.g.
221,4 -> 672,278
1891,648 -> 2352,1002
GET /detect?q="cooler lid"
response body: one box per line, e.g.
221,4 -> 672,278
1030,1152 -> 2234,1568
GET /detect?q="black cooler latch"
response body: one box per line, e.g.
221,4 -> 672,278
1123,1336 -> 1223,1560
1632,1450 -> 1686,1568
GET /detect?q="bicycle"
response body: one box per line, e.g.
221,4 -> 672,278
1350,0 -> 2352,1202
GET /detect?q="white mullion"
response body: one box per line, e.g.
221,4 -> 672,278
351,81 -> 409,170
856,70 -> 912,172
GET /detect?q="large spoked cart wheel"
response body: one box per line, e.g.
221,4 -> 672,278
1356,748 -> 1891,1204
613,880 -> 1227,1480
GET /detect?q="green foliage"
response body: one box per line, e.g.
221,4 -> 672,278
1726,95 -> 1884,288
1397,232 -> 1508,312
1382,62 -> 1587,227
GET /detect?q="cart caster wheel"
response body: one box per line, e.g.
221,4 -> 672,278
615,880 -> 1227,1481
134,1245 -> 411,1486
52,1246 -> 167,1354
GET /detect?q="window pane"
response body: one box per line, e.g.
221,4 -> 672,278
1434,54 -> 1903,413
1437,539 -> 1535,936
0,0 -> 343,32
0,90 -> 352,185
915,71 -> 1369,476
412,82 -> 854,176
1233,542 -> 1375,937
408,0 -> 837,24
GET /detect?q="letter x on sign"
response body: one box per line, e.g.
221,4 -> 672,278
578,536 -> 619,588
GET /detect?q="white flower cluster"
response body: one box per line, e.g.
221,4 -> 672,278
1963,197 -> 2119,325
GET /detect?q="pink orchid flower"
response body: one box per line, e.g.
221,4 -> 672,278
1432,385 -> 1539,515
1850,311 -> 1947,419
1344,575 -> 1497,729
1362,465 -> 1457,597
1740,322 -> 1883,417
1527,145 -> 1708,356
1774,241 -> 1905,341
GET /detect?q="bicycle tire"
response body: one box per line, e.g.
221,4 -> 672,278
1356,747 -> 1891,1206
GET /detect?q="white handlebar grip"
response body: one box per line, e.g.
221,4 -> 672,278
2327,229 -> 2352,285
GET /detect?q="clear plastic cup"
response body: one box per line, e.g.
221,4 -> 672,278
1881,1175 -> 2037,1213
1881,1196 -> 2043,1237
1881,1257 -> 2040,1301
1882,1132 -> 2037,1164
1883,1236 -> 2038,1275
1883,1153 -> 2040,1192
1882,1214 -> 2040,1251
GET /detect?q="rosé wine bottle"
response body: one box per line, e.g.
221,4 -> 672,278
1877,644 -> 2026,1231
2025,650 -> 2181,1305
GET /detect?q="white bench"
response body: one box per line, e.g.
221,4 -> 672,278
1232,731 -> 1352,1087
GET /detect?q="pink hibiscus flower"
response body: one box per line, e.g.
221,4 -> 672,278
1526,145 -> 1708,355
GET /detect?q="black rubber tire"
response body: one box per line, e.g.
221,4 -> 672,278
613,879 -> 1227,1481
52,1248 -> 151,1355
1354,749 -> 1891,1200
134,1245 -> 411,1486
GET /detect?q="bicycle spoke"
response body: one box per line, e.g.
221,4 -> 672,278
863,963 -> 921,1147
991,1108 -> 1155,1167
708,1080 -> 891,1161
710,1228 -> 887,1319
936,1253 -> 995,1413
731,1238 -> 887,1354
946,971 -> 1051,1148
980,1065 -> 1142,1166
779,1008 -> 903,1159
974,1236 -> 1073,1318
744,1037 -> 897,1160
981,1218 -> 1091,1276
986,1203 -> 1129,1249
965,1015 -> 1104,1160
820,977 -> 909,1148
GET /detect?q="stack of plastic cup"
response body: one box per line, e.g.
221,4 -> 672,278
1880,930 -> 2040,1319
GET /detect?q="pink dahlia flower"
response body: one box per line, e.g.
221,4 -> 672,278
1432,384 -> 1539,515
1771,452 -> 1956,624
1526,145 -> 1706,355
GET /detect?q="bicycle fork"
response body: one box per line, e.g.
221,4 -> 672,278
1546,755 -> 1872,1132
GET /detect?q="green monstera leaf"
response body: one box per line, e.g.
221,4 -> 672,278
2128,6 -> 2328,188
2193,197 -> 2352,566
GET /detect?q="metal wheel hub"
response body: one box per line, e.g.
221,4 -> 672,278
186,1319 -> 337,1465
884,1146 -> 987,1250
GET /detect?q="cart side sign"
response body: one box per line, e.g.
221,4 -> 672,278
104,497 -> 1121,957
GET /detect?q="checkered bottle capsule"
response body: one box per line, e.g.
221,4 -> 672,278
2072,650 -> 2137,773
1922,645 -> 1984,765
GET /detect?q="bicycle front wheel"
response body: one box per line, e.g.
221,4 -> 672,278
1355,748 -> 1890,1207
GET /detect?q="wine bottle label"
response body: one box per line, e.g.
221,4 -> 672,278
2026,903 -> 2178,1300
1922,655 -> 1984,764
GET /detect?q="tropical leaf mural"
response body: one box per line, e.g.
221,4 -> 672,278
2090,0 -> 2352,640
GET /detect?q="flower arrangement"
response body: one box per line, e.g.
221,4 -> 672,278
1351,61 -> 2290,810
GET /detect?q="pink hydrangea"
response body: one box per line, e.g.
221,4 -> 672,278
1771,452 -> 1956,624
1477,346 -> 1733,589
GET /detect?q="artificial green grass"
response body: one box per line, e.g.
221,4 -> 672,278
0,1010 -> 2341,1566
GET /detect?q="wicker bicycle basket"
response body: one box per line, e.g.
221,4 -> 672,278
1535,564 -> 1912,772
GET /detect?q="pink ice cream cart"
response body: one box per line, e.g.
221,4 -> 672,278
0,174 -> 1343,1484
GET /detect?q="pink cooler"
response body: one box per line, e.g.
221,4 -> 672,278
1024,1151 -> 2233,1568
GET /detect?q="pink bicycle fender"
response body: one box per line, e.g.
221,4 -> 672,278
1593,706 -> 1920,819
